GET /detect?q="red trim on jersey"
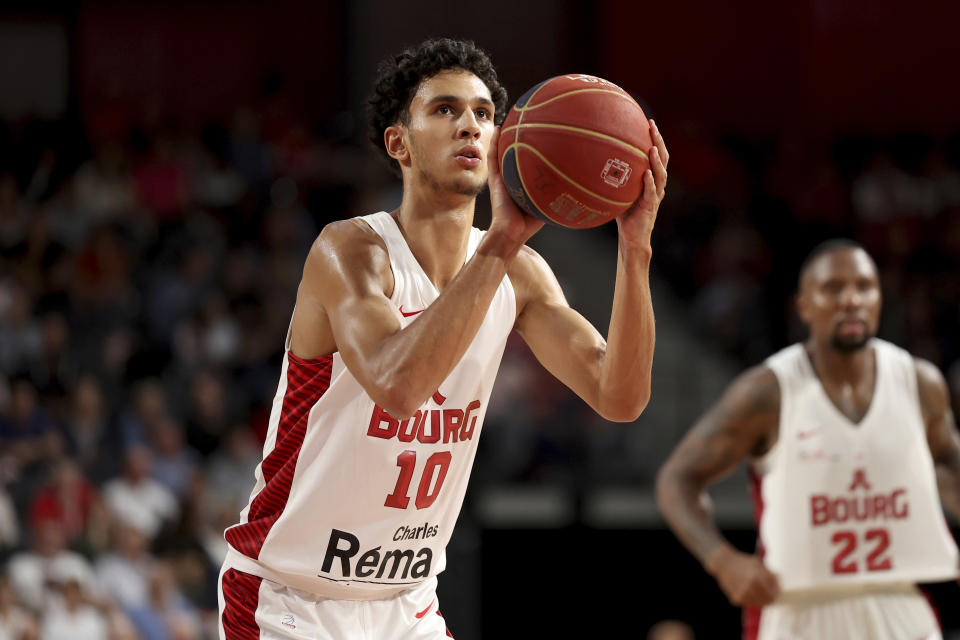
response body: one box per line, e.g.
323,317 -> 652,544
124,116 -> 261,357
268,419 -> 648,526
220,568 -> 263,640
743,466 -> 765,640
225,353 -> 333,559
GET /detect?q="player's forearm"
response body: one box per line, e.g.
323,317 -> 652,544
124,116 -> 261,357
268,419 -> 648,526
370,230 -> 521,418
655,466 -> 734,572
595,240 -> 654,421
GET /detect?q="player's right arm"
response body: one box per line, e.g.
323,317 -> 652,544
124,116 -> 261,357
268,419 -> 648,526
655,365 -> 782,607
289,208 -> 537,420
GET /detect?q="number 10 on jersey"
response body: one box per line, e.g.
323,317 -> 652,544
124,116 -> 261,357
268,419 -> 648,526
385,450 -> 452,509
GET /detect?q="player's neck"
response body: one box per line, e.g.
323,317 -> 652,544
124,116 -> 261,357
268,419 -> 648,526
805,339 -> 874,386
393,188 -> 476,291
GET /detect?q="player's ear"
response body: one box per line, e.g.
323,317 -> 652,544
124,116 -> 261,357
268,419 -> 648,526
384,124 -> 409,165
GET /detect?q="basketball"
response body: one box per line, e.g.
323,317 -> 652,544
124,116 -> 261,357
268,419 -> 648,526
497,74 -> 652,229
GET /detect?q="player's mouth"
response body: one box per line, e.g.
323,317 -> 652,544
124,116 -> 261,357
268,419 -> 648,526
835,317 -> 867,335
454,145 -> 482,168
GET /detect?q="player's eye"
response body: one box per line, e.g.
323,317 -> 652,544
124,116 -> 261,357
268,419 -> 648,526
436,105 -> 453,115
475,108 -> 489,120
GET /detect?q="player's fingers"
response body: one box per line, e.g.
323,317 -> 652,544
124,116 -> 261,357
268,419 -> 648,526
639,169 -> 657,210
650,119 -> 669,168
760,569 -> 781,600
488,126 -> 503,181
651,147 -> 667,200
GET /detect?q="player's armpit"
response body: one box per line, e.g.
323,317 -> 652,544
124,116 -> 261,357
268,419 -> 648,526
915,358 -> 960,521
655,365 -> 780,565
294,217 -> 521,419
510,245 -> 648,422
290,220 -> 403,398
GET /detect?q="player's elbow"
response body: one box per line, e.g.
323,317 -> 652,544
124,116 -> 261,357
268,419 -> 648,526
598,388 -> 650,423
654,464 -> 680,514
374,386 -> 421,421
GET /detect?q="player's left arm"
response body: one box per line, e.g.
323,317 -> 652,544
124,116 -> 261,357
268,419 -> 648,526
916,357 -> 960,521
511,121 -> 667,423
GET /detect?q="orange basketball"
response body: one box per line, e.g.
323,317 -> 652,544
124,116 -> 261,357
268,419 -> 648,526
497,74 -> 652,229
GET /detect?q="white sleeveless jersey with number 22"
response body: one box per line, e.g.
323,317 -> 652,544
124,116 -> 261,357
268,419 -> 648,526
754,339 -> 958,592
223,211 -> 516,600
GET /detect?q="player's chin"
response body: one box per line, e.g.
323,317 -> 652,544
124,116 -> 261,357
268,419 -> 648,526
452,176 -> 487,197
830,332 -> 871,353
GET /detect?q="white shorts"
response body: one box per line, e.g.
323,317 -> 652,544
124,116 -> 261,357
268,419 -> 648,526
755,584 -> 941,640
217,565 -> 453,640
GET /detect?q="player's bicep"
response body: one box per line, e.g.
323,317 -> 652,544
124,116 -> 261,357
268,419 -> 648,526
662,366 -> 780,487
916,359 -> 960,468
512,249 -> 607,408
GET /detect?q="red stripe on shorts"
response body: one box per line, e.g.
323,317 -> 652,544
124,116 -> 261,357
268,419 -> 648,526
221,568 -> 263,640
225,353 -> 332,559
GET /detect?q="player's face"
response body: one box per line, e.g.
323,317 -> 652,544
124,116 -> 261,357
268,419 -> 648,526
797,248 -> 882,353
401,70 -> 496,197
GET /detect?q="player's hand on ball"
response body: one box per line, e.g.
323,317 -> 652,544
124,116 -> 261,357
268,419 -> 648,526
617,119 -> 667,249
488,126 -> 545,247
707,546 -> 780,607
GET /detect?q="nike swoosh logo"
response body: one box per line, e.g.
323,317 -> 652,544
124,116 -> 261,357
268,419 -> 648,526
415,599 -> 435,618
399,306 -> 424,318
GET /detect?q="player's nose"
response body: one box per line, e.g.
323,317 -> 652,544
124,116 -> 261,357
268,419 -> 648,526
457,111 -> 481,139
838,284 -> 862,308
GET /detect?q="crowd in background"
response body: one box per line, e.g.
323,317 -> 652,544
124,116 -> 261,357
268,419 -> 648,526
1,77 -> 960,639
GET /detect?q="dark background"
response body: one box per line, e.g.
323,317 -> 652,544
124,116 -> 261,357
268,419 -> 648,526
2,1 -> 960,638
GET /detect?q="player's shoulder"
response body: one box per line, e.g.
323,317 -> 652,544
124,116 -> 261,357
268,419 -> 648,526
912,355 -> 950,404
722,363 -> 781,417
309,217 -> 390,270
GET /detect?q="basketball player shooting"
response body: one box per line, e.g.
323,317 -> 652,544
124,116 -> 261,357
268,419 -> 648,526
217,38 -> 667,639
656,240 -> 960,640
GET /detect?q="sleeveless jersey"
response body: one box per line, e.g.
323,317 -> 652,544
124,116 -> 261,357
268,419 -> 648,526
223,211 -> 516,600
752,339 -> 958,593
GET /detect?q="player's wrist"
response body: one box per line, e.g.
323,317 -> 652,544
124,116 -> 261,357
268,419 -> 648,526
703,543 -> 738,576
478,226 -> 524,262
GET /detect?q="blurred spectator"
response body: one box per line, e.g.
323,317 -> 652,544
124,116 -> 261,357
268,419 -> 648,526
102,445 -> 178,540
147,417 -> 200,500
125,563 -> 202,640
27,458 -> 107,551
172,293 -> 240,370
26,313 -> 78,410
0,281 -> 43,375
61,376 -> 123,483
72,142 -> 136,228
0,377 -> 62,480
117,379 -> 170,449
184,371 -> 231,458
0,574 -> 37,640
7,521 -> 97,612
94,521 -> 153,610
204,425 -> 259,513
145,243 -> 217,345
39,567 -> 108,640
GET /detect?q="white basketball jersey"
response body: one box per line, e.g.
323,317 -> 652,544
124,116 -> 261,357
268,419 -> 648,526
223,211 -> 516,600
753,339 -> 958,593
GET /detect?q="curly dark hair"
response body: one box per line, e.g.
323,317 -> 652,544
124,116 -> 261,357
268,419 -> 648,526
367,38 -> 509,175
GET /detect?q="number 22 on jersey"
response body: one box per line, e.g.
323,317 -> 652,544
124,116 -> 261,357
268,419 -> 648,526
830,528 -> 893,574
